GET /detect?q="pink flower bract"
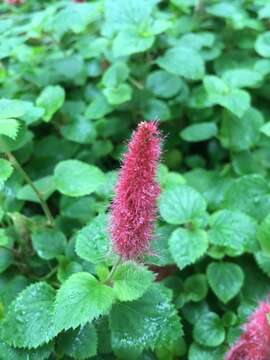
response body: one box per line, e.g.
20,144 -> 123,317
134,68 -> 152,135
110,121 -> 161,259
225,301 -> 270,360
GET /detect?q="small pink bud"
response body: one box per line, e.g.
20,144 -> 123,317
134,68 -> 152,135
110,121 -> 161,259
225,301 -> 270,360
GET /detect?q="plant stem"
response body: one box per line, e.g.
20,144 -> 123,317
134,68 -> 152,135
6,152 -> 54,227
105,257 -> 121,284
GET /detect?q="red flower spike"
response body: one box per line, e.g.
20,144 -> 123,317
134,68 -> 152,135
110,121 -> 161,260
5,0 -> 23,4
225,301 -> 270,360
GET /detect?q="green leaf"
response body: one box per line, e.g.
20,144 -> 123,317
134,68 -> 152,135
255,251 -> 270,277
207,262 -> 244,303
189,342 -> 225,360
220,107 -> 264,151
159,185 -> 207,225
180,122 -> 217,142
0,340 -> 53,360
0,99 -> 43,125
113,261 -> 155,301
110,284 -> 182,356
60,117 -> 97,144
260,121 -> 270,137
1,282 -> 57,349
193,312 -> 225,347
57,323 -> 97,360
184,274 -> 208,302
169,228 -> 208,269
103,84 -> 132,105
36,85 -> 65,122
0,119 -> 20,140
215,89 -> 250,117
0,159 -> 13,187
31,229 -> 67,260
146,70 -> 184,99
102,62 -> 129,88
208,209 -> 257,252
257,214 -> 270,255
203,75 -> 229,95
255,31 -> 270,57
75,214 -> 111,264
0,120 -> 29,152
85,94 -> 112,120
222,69 -> 262,88
104,0 -> 156,32
17,176 -> 56,203
222,175 -> 270,221
157,46 -> 205,80
113,28 -> 154,57
143,98 -> 171,121
54,272 -> 115,331
54,159 -> 105,197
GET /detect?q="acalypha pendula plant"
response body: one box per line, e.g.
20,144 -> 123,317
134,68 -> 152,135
109,121 -> 161,259
225,300 -> 270,360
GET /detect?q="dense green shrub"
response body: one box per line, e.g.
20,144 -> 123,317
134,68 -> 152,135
1,0 -> 270,359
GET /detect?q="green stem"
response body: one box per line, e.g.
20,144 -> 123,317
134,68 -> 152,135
6,152 -> 54,227
105,257 -> 121,284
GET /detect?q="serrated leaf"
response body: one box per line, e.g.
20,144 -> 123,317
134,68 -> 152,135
169,228 -> 208,269
207,262 -> 244,303
36,85 -> 65,122
57,323 -> 97,360
1,282 -> 57,349
54,272 -> 115,332
76,214 -> 111,264
54,159 -> 105,197
193,312 -> 225,347
208,209 -> 257,252
0,119 -> 20,139
109,284 -> 182,357
254,251 -> 270,277
31,229 -> 67,260
113,261 -> 155,301
159,185 -> 207,225
0,340 -> 53,360
0,159 -> 13,187
222,175 -> 270,221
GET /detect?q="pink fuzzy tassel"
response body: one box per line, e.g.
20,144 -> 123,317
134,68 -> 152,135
5,0 -> 23,4
110,121 -> 161,259
225,302 -> 270,360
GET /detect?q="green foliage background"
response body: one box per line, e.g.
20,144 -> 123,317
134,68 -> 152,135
1,0 -> 270,359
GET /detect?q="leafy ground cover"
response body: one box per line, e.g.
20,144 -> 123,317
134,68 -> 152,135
1,0 -> 270,359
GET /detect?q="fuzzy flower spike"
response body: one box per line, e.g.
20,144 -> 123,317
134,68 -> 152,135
225,300 -> 270,360
110,121 -> 161,260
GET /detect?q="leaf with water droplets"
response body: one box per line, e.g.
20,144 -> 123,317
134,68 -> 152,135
57,323 -> 97,360
0,282 -> 58,349
0,340 -> 53,360
75,214 -> 112,264
109,284 -> 182,357
113,261 -> 155,301
54,272 -> 115,332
